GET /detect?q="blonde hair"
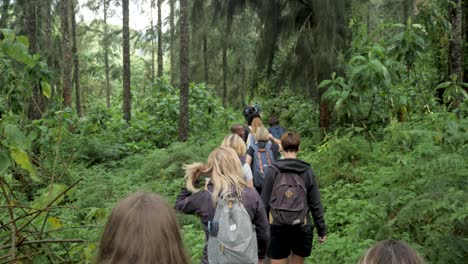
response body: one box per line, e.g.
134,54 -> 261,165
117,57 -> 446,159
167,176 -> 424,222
97,192 -> 190,264
360,240 -> 425,264
221,134 -> 246,157
255,127 -> 270,141
251,117 -> 264,134
184,147 -> 246,204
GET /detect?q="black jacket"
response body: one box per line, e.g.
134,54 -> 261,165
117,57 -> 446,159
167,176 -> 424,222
261,158 -> 327,237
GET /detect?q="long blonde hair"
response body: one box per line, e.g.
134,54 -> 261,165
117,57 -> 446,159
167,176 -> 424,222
221,134 -> 246,157
184,147 -> 246,204
97,192 -> 190,264
251,117 -> 264,134
255,127 -> 270,141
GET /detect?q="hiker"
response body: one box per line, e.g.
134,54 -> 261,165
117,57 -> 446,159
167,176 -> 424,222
261,132 -> 327,264
247,117 -> 265,149
360,240 -> 425,264
243,106 -> 261,143
97,192 -> 190,264
246,127 -> 281,194
221,133 -> 254,187
230,124 -> 246,141
268,115 -> 286,140
175,147 -> 270,264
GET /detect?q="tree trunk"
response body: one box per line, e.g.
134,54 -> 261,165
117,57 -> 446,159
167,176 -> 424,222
178,0 -> 189,141
0,0 -> 10,28
103,0 -> 111,108
122,0 -> 131,122
203,34 -> 208,84
448,0 -> 463,81
26,0 -> 44,120
157,0 -> 163,77
403,0 -> 410,23
150,0 -> 155,84
463,0 -> 468,84
60,0 -> 72,108
222,15 -> 229,106
169,0 -> 176,86
71,0 -> 82,116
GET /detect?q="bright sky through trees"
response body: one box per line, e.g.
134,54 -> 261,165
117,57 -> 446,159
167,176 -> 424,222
78,0 -> 170,31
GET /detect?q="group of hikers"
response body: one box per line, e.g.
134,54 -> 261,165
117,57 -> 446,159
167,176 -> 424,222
95,106 -> 426,264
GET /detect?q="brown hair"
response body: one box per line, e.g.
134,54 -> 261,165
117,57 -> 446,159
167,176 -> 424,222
184,147 -> 246,205
360,240 -> 425,264
97,192 -> 190,264
268,115 -> 280,126
251,117 -> 264,134
221,134 -> 246,157
280,132 -> 300,152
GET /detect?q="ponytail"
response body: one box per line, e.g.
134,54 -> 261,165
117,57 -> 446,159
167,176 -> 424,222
183,163 -> 209,193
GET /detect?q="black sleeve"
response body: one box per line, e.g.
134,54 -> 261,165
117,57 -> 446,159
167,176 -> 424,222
271,143 -> 280,160
247,146 -> 254,158
260,166 -> 277,214
253,195 -> 270,259
306,169 -> 327,237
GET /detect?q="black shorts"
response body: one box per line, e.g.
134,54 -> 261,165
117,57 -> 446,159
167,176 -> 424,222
267,224 -> 314,259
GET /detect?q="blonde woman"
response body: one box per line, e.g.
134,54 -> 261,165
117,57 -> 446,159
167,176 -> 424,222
221,133 -> 254,187
175,147 -> 269,264
247,117 -> 264,149
246,127 -> 280,194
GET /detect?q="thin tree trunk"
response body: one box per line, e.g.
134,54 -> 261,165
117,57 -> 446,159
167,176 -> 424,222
178,0 -> 189,141
157,0 -> 163,77
0,0 -> 10,28
26,0 -> 43,120
222,16 -> 229,106
463,0 -> 467,84
60,0 -> 72,108
203,34 -> 208,84
169,0 -> 176,86
150,0 -> 155,84
71,0 -> 82,116
122,0 -> 131,122
403,0 -> 410,23
448,0 -> 463,81
103,0 -> 111,108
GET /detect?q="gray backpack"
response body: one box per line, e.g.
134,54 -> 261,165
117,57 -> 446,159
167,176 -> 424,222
269,166 -> 308,226
207,193 -> 257,264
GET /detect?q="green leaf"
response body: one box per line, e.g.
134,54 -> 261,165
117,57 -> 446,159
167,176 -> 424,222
318,79 -> 332,89
33,184 -> 68,208
0,149 -> 11,175
10,148 -> 39,182
17,36 -> 29,48
1,29 -> 14,40
435,82 -> 451,89
41,80 -> 51,98
4,124 -> 31,150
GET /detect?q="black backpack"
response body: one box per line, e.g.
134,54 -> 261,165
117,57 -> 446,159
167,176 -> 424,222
269,165 -> 308,226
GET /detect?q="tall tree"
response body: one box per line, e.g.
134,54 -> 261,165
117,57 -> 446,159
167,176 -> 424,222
448,0 -> 463,81
103,0 -> 111,108
0,0 -> 10,28
157,0 -> 163,77
25,0 -> 44,120
178,0 -> 189,141
71,0 -> 82,116
169,0 -> 176,85
122,0 -> 131,121
60,0 -> 72,108
150,0 -> 156,84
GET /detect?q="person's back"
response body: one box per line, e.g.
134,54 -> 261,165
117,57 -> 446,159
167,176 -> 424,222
175,147 -> 269,264
97,192 -> 190,264
261,132 -> 327,264
268,115 -> 286,140
246,127 -> 280,194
